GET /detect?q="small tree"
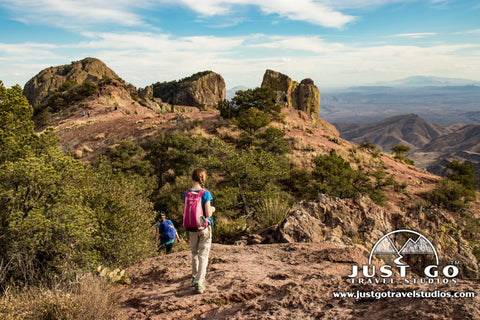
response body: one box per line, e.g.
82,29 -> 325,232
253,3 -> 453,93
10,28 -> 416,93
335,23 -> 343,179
234,108 -> 271,135
391,144 -> 410,156
391,144 -> 414,165
0,81 -> 36,163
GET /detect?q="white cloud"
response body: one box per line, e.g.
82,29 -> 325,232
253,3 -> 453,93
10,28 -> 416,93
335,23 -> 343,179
172,0 -> 355,28
87,33 -> 480,88
0,0 -> 149,29
0,0 -> 356,29
0,42 -> 64,87
2,32 -> 480,89
455,29 -> 480,35
394,33 -> 438,39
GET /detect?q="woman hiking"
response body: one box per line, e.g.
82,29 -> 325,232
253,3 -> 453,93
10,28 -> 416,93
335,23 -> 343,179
183,168 -> 215,294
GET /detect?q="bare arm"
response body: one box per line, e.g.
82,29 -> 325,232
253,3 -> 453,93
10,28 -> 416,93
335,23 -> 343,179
174,227 -> 180,242
155,226 -> 160,242
204,200 -> 215,218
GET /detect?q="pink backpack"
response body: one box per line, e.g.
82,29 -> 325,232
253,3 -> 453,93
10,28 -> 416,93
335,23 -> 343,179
183,189 -> 207,231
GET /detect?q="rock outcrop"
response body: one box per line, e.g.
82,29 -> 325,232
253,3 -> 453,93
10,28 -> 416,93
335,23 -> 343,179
268,193 -> 479,278
152,71 -> 225,109
23,57 -> 122,107
138,85 -> 154,100
261,69 -> 320,115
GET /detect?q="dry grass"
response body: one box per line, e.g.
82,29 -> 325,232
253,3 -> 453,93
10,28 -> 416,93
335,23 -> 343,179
95,133 -> 106,140
0,275 -> 117,320
290,136 -> 317,151
215,125 -> 243,141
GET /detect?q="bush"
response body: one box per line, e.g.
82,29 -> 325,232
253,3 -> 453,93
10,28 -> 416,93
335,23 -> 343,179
306,150 -> 391,205
391,144 -> 410,155
0,153 -> 156,287
424,160 -> 477,211
426,179 -> 470,211
213,217 -> 250,243
253,127 -> 291,155
1,83 -> 156,288
233,108 -> 271,134
359,141 -> 380,157
255,194 -> 291,227
446,160 -> 478,192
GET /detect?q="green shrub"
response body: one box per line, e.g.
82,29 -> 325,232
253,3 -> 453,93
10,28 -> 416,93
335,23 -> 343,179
39,80 -> 98,114
253,127 -> 291,155
391,144 -> 410,155
426,179 -> 470,211
233,108 -> 271,134
213,218 -> 250,243
1,83 -> 156,288
255,195 -> 291,227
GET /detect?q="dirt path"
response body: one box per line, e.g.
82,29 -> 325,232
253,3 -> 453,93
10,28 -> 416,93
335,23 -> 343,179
113,243 -> 480,320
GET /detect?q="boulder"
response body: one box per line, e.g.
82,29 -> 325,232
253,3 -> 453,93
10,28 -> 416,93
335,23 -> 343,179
152,71 -> 225,109
23,57 -> 122,107
138,85 -> 154,100
261,69 -> 320,115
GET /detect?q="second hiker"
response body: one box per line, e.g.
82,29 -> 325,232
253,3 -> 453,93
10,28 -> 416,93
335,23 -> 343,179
155,211 -> 180,254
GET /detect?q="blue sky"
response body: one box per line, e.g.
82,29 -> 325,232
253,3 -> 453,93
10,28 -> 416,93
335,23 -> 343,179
0,0 -> 479,90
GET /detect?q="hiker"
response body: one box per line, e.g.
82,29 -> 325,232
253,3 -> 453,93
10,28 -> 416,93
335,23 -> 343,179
183,168 -> 215,294
155,211 -> 179,254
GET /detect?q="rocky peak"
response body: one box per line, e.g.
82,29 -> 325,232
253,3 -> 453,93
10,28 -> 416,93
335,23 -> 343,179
151,71 -> 226,109
261,70 -> 320,115
23,57 -> 122,107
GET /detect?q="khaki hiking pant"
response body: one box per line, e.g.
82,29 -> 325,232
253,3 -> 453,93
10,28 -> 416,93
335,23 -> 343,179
189,226 -> 212,285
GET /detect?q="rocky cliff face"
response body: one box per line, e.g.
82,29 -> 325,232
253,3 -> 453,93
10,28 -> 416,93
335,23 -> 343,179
261,69 -> 320,115
138,85 -> 154,100
23,57 -> 121,107
152,71 -> 226,109
269,193 -> 479,278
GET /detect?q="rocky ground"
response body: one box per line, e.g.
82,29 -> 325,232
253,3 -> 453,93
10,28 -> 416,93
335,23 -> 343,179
113,242 -> 480,320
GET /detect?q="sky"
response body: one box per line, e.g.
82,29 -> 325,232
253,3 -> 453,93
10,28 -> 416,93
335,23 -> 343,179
0,0 -> 479,90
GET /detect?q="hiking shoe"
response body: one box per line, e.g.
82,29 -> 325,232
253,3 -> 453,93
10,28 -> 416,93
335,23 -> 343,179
195,283 -> 205,294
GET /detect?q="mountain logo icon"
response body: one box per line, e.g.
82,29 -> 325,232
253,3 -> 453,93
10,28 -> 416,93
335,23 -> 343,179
368,229 -> 439,265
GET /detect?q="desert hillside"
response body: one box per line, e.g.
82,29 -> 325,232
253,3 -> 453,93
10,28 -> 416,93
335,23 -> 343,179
335,114 -> 480,186
3,58 -> 478,320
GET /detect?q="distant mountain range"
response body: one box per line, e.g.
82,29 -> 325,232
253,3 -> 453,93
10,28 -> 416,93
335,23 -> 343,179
335,114 -> 480,185
229,76 -> 480,126
320,76 -> 480,126
226,86 -> 249,99
371,75 -> 480,88
335,114 -> 452,152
